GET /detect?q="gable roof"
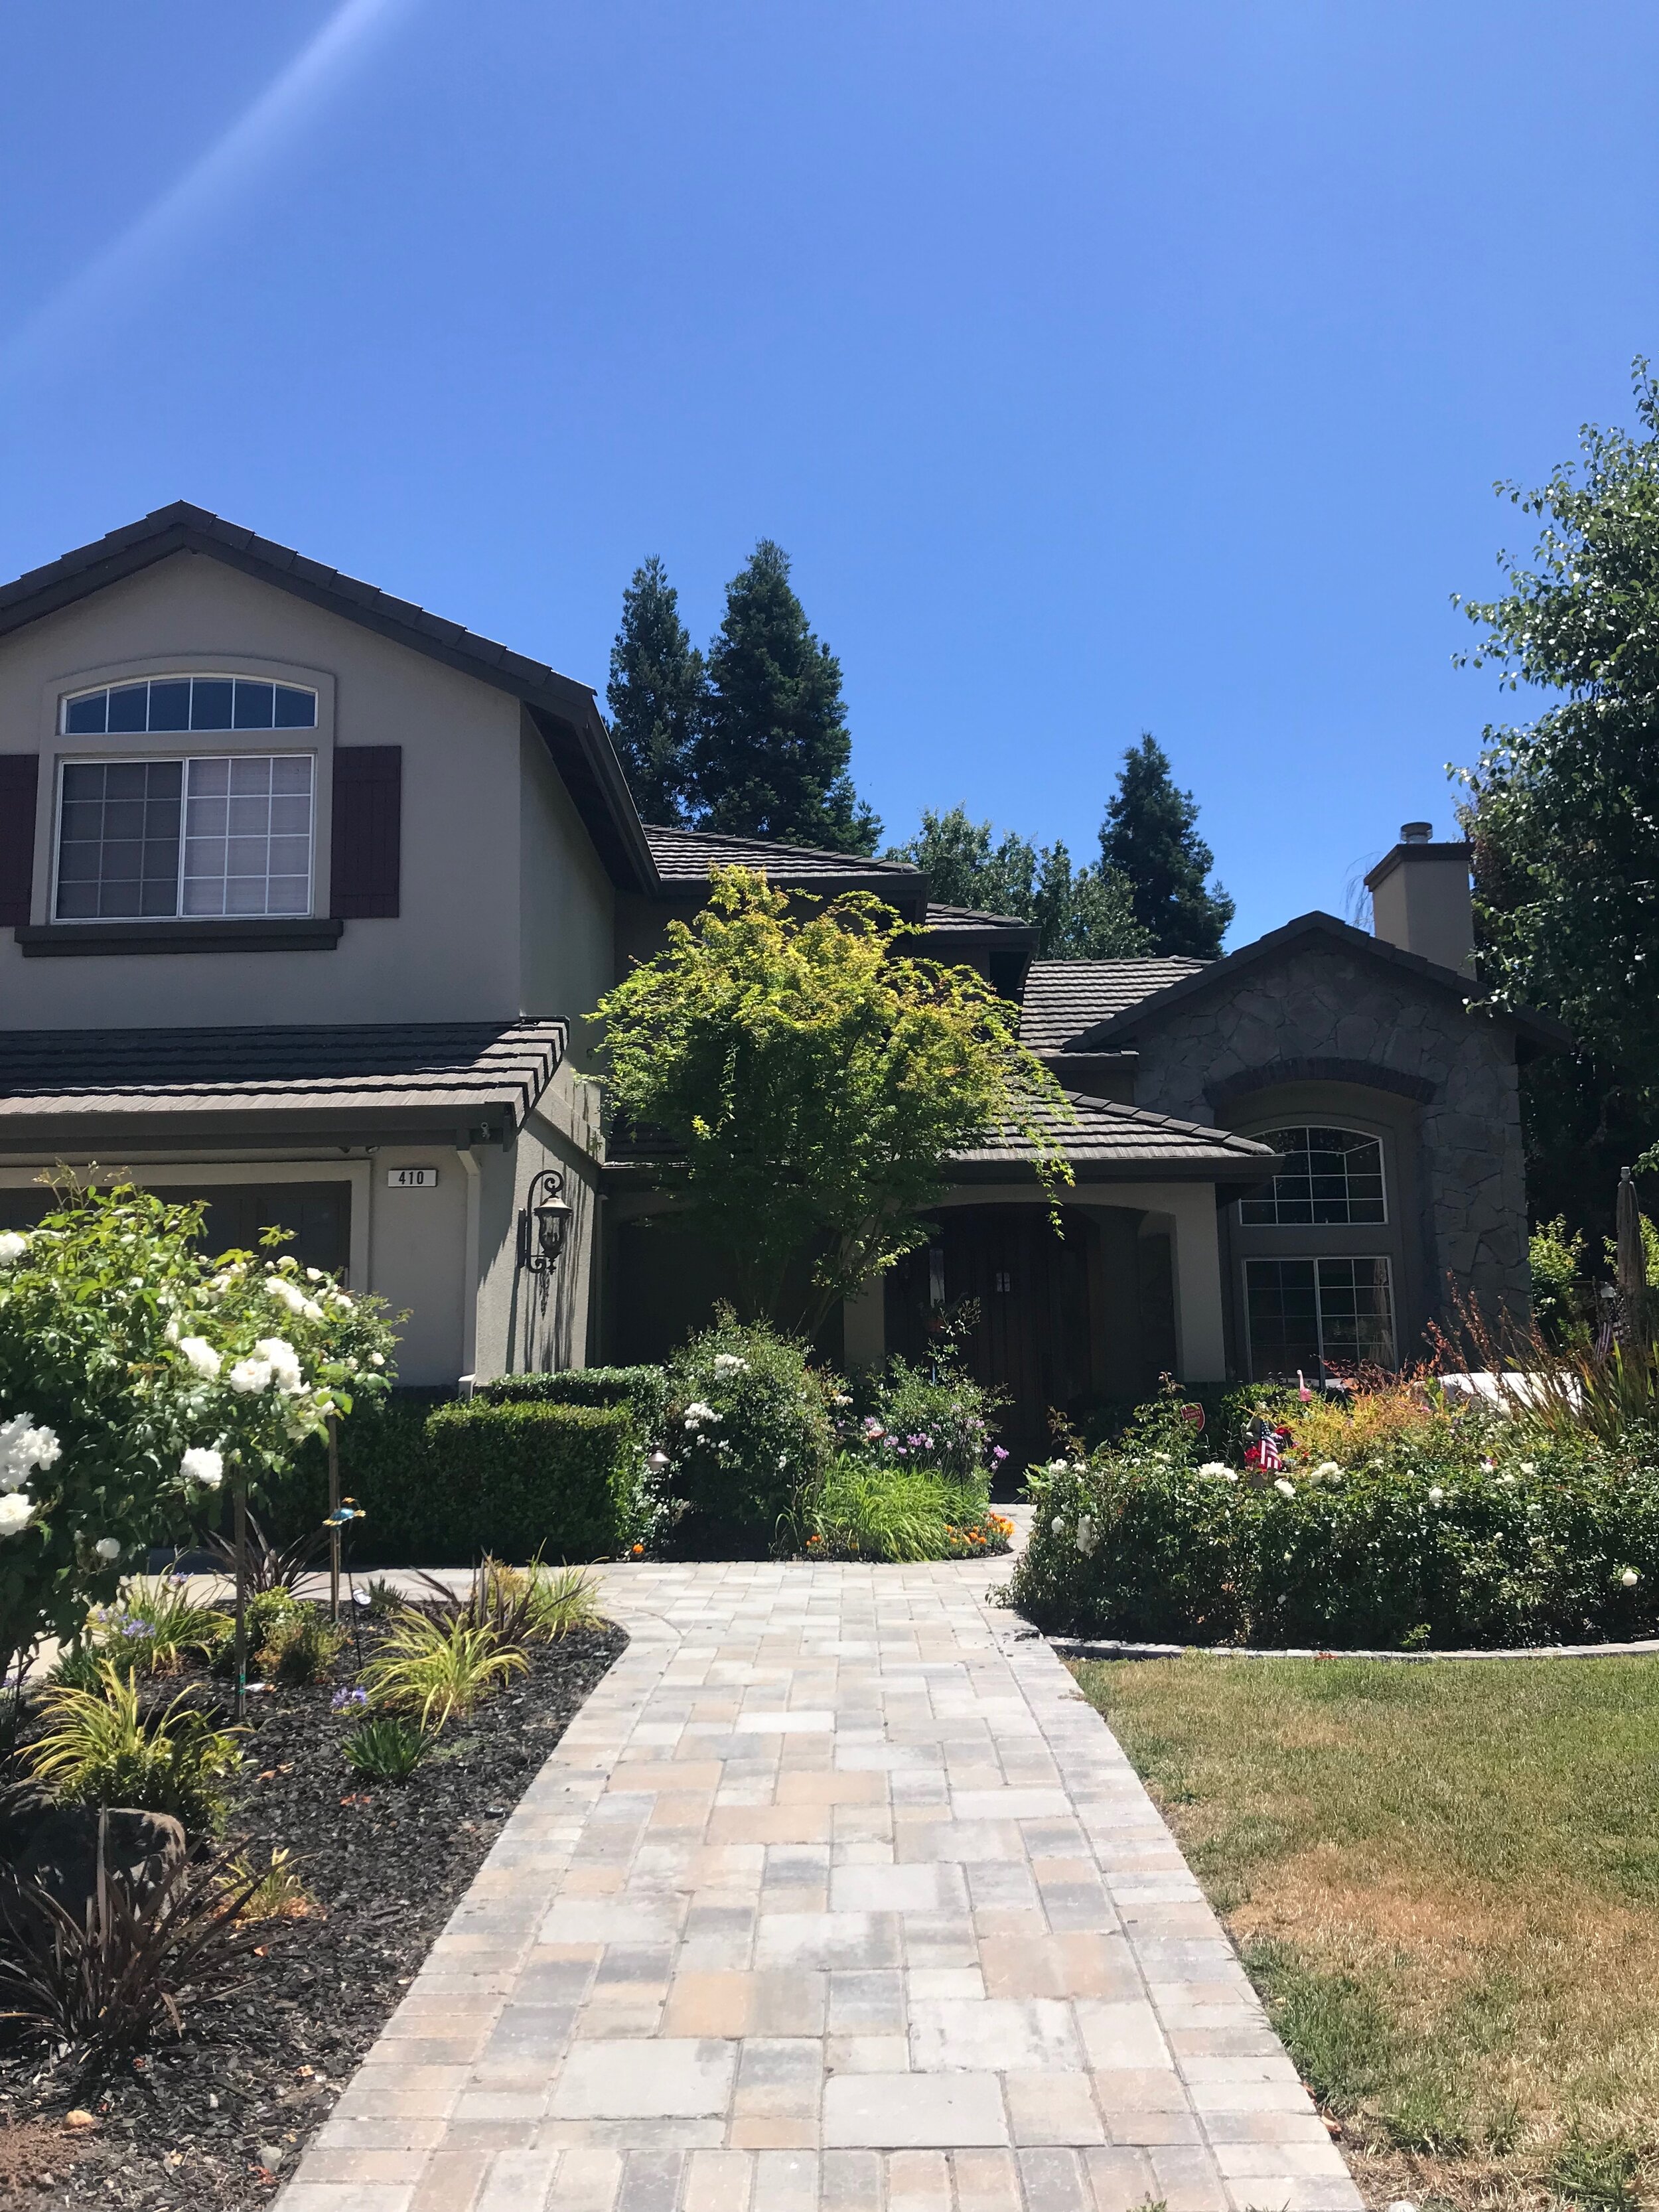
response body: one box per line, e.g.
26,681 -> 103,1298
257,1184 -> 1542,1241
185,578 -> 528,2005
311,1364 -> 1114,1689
952,1090 -> 1279,1186
1061,911 -> 1573,1052
0,1021 -> 564,1151
0,503 -> 657,894
1019,958 -> 1210,1053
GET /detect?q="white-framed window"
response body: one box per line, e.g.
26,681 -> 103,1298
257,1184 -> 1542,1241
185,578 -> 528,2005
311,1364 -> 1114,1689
62,676 -> 317,736
1239,1126 -> 1386,1226
1244,1256 -> 1396,1378
54,753 -> 315,920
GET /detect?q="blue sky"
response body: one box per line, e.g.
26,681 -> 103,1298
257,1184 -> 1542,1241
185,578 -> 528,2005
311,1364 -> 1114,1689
3,2 -> 1656,943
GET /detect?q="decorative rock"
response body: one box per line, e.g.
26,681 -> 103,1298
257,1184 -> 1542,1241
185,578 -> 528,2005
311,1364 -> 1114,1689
13,1806 -> 187,1919
0,1778 -> 57,1864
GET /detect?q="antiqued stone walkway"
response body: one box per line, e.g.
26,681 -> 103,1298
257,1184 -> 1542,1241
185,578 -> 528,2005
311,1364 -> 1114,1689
279,1561 -> 1361,2212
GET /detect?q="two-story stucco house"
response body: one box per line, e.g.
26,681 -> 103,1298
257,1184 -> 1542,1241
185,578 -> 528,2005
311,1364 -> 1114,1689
0,507 -> 1565,1459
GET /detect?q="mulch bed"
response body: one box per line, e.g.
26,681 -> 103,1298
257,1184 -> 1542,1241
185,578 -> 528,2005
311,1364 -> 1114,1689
0,1604 -> 626,2210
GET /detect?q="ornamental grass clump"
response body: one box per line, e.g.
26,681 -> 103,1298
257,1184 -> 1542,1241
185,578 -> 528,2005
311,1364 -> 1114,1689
27,1662 -> 245,1834
1011,1378 -> 1659,1650
341,1713 -> 430,1781
86,1575 -> 231,1677
799,1456 -> 1012,1562
360,1609 -> 528,1730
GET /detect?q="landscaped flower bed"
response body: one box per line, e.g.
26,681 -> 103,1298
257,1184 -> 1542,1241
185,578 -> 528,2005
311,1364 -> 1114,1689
1010,1380 -> 1659,1650
0,1582 -> 624,2210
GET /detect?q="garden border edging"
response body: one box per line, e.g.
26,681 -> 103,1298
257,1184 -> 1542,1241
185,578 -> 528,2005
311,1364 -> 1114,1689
1048,1631 -> 1659,1663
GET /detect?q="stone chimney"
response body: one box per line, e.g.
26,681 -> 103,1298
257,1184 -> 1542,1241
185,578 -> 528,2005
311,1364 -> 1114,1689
1364,820 -> 1474,975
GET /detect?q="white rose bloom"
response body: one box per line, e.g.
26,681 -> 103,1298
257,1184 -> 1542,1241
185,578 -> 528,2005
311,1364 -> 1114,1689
1427,1486 -> 1445,1503
1273,1478 -> 1295,1499
332,1292 -> 354,1311
1075,1513 -> 1098,1556
305,1268 -> 324,1282
0,1416 -> 59,1491
265,1276 -> 307,1314
180,1445 -> 224,1489
94,1536 -> 121,1563
253,1337 -> 305,1395
228,1358 -> 273,1394
0,1493 -> 34,1536
1621,1568 -> 1640,1587
0,1232 -> 29,1265
1198,1461 -> 1231,1479
1520,1461 -> 1538,1476
301,1299 -> 324,1321
1051,1515 -> 1066,1536
1315,1461 -> 1342,1480
368,1351 -> 384,1366
712,1353 -> 749,1376
178,1335 -> 222,1378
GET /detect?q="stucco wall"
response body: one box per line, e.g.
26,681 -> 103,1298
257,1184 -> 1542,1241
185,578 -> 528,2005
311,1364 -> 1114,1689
1126,940 -> 1530,1335
471,1116 -> 602,1381
0,553 -> 529,1027
518,717 -> 616,1059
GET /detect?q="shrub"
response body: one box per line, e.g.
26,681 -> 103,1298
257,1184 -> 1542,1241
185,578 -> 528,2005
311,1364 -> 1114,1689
841,1355 -> 1007,1485
421,1400 -> 642,1560
474,1366 -> 669,1434
341,1714 -> 429,1781
800,1457 -> 1010,1562
664,1317 -> 835,1540
420,1558 -> 604,1646
208,1587 -> 297,1677
257,1605 -> 346,1686
1010,1393 -> 1659,1649
361,1609 -> 528,1729
28,1664 -> 245,1834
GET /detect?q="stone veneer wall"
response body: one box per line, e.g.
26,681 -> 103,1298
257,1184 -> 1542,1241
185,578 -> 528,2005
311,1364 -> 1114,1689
1125,942 -> 1531,1331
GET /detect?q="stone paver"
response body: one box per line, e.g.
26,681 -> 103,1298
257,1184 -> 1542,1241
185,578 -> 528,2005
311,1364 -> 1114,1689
279,1560 -> 1360,2212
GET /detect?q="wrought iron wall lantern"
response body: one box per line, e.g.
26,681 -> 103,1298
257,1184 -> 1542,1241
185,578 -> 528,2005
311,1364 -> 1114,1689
517,1168 -> 573,1274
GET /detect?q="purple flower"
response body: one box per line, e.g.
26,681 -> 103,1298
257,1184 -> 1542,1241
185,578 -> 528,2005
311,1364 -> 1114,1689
992,1446 -> 1009,1463
332,1686 -> 369,1710
120,1619 -> 155,1639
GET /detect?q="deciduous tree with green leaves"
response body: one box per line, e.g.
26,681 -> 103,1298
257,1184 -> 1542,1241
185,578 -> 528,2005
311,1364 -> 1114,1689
1456,364 -> 1659,1220
591,868 -> 1072,1331
606,556 -> 704,826
689,542 -> 881,855
1100,734 -> 1234,958
886,806 -> 1151,958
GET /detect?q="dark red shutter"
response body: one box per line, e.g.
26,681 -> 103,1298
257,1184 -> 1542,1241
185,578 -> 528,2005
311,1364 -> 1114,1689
0,755 -> 40,927
330,747 -> 401,919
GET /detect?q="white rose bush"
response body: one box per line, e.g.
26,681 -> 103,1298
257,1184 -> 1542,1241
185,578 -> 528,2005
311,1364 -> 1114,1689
1011,1377 -> 1659,1651
0,1185 -> 397,1680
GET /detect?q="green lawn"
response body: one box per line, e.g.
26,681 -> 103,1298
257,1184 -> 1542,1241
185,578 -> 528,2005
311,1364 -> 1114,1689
1072,1653 -> 1659,2212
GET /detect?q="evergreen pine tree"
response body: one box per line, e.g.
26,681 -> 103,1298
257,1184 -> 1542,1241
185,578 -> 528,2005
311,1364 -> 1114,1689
1099,735 -> 1234,958
606,557 -> 704,826
689,541 -> 880,854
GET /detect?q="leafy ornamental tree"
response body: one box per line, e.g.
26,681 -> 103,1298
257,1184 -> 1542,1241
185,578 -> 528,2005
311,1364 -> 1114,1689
887,806 -> 1151,958
0,1189 -> 396,1690
591,867 -> 1072,1333
1100,735 -> 1234,958
689,542 -> 881,855
606,557 -> 703,826
1455,365 -> 1659,1224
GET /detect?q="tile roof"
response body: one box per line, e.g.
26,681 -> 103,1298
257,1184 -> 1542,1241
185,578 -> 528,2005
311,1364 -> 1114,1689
643,826 -> 923,889
924,903 -> 1035,933
1018,958 -> 1210,1052
953,1091 -> 1280,1181
0,1022 -> 565,1144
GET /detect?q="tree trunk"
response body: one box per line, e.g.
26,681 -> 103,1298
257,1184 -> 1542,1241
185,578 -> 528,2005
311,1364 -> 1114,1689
232,1481 -> 248,1724
1617,1165 -> 1648,1345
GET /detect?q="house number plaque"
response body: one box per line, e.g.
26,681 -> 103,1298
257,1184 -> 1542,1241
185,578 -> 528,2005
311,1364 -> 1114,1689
386,1167 -> 439,1189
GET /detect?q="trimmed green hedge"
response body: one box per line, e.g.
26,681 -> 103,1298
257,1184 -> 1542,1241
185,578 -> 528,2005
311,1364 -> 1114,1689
258,1391 -> 641,1564
475,1365 -> 668,1431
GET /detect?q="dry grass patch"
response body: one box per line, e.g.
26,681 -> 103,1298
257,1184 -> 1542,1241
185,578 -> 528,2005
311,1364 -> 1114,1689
1072,1652 -> 1659,2212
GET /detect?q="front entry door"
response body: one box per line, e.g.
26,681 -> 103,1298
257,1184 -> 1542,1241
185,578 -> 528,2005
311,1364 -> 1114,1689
886,1205 -> 1102,1473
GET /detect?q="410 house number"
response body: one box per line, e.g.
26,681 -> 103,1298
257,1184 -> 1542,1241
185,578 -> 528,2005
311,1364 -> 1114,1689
386,1167 -> 439,1189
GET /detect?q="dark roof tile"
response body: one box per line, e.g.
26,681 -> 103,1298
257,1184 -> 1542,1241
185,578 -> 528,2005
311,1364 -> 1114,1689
1019,958 -> 1210,1051
644,825 -> 923,887
953,1090 -> 1278,1177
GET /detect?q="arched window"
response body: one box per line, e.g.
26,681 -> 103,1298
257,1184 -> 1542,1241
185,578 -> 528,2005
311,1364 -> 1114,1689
1239,1126 -> 1386,1226
54,676 -> 319,921
62,677 -> 316,735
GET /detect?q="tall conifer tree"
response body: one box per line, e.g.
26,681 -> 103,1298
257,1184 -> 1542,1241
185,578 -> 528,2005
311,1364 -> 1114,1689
689,541 -> 880,854
606,557 -> 703,826
1099,735 -> 1234,958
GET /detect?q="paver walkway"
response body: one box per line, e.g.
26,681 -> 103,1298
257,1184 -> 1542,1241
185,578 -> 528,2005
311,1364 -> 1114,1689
280,1560 -> 1362,2212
